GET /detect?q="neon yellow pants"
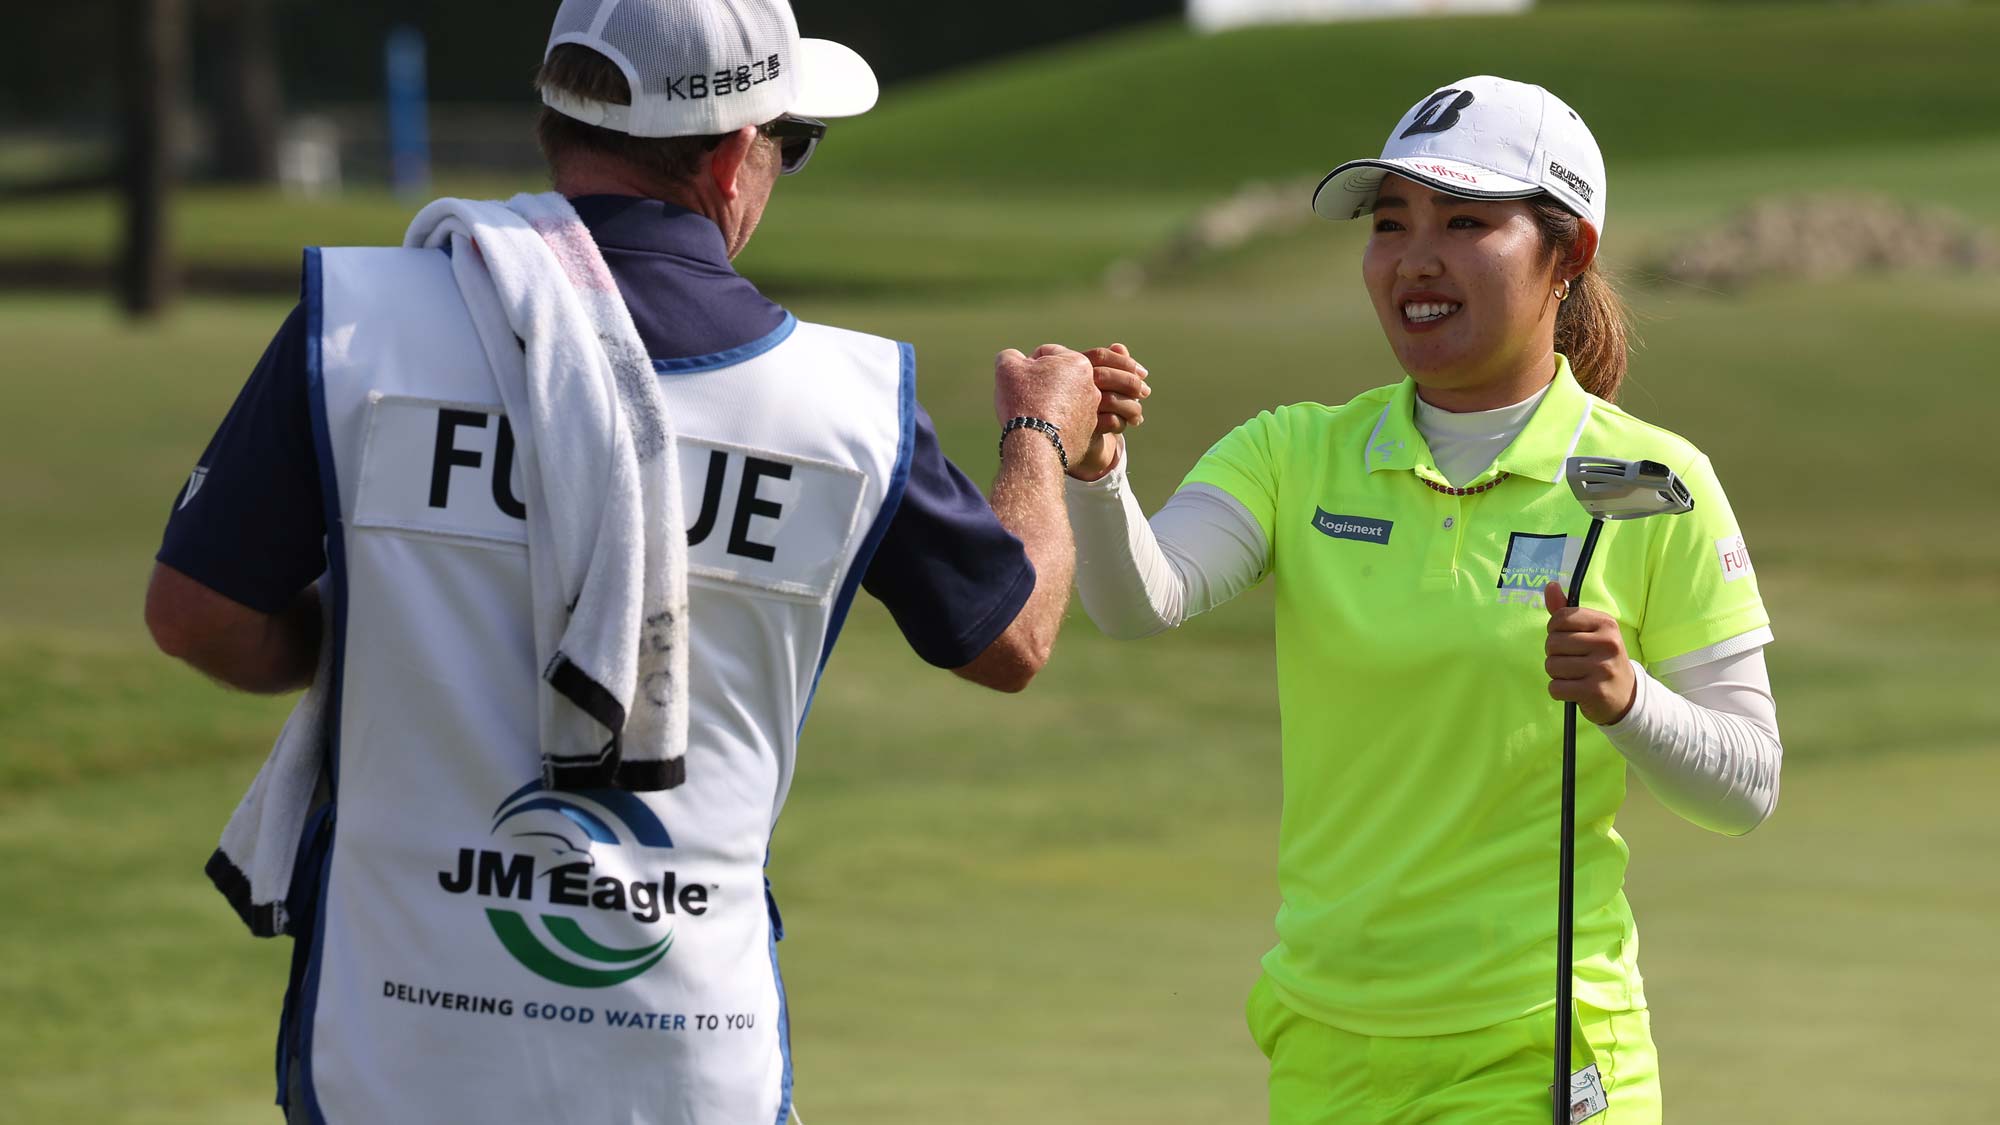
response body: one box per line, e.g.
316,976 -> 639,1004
1246,975 -> 1662,1124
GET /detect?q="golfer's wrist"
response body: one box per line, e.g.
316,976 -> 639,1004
1066,435 -> 1123,483
1597,662 -> 1645,729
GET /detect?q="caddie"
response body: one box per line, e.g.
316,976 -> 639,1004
142,1 -> 1124,1121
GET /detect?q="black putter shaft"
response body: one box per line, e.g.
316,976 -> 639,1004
1553,516 -> 1605,1125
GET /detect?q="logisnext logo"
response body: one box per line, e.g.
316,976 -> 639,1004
437,781 -> 706,989
1313,510 -> 1394,545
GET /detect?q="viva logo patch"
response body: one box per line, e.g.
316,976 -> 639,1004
1313,510 -> 1393,544
1497,532 -> 1583,603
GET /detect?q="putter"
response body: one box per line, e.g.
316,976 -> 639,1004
1551,457 -> 1693,1125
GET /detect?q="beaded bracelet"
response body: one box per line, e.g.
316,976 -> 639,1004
999,416 -> 1068,471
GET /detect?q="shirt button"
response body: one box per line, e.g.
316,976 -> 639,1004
1442,517 -> 1456,529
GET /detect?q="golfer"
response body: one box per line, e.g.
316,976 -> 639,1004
143,1 -> 1108,1121
1065,77 -> 1784,1122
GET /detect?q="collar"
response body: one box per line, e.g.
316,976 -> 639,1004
1363,355 -> 1596,485
565,194 -> 735,272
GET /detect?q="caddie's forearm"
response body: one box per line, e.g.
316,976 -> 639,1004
147,564 -> 322,695
985,431 -> 1076,665
259,587 -> 326,692
1600,652 -> 1783,836
207,586 -> 322,695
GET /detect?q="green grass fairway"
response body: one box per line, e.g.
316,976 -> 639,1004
6,268 -> 1997,1123
5,3 -> 1999,1121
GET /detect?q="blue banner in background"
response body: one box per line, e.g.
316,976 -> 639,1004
386,26 -> 431,198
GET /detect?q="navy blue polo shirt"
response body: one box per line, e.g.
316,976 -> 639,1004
158,196 -> 1034,669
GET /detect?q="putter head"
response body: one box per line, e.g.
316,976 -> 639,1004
1564,457 -> 1694,520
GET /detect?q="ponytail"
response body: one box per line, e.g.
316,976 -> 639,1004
1529,197 -> 1631,402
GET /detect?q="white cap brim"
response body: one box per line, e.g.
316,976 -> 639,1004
792,38 -> 878,119
1312,156 -> 1543,221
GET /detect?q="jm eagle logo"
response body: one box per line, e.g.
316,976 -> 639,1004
438,781 -> 708,988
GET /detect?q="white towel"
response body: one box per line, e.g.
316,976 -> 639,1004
407,192 -> 690,792
206,591 -> 334,937
207,193 -> 690,937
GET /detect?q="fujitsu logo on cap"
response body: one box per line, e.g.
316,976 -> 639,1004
1411,162 -> 1478,186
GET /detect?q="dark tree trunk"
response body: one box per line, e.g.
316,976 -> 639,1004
205,0 -> 282,183
118,0 -> 187,317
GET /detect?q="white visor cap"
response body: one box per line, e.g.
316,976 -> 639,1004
1312,75 -> 1606,236
541,0 -> 880,138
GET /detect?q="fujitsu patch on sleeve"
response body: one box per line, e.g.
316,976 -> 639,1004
1714,534 -> 1753,583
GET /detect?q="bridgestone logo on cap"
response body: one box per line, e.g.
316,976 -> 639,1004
1548,160 -> 1594,201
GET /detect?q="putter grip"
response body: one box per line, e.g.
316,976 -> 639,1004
1565,519 -> 1605,605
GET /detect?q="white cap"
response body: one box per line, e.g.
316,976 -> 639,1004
541,0 -> 880,138
1312,75 -> 1607,234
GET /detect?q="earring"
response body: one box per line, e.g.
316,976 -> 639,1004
1555,279 -> 1572,302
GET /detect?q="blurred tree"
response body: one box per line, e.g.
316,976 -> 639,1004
119,0 -> 187,316
1,2 -> 115,121
799,0 -> 1180,86
2,0 -> 1181,119
202,0 -> 281,182
258,0 -> 1180,104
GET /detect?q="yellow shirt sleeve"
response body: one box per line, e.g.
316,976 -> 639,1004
1636,452 -> 1772,665
1180,409 -> 1284,545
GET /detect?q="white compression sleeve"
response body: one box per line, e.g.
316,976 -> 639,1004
1063,448 -> 1269,639
1600,645 -> 1784,836
1067,448 -> 1784,835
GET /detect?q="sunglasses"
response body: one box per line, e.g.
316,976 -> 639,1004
760,115 -> 826,176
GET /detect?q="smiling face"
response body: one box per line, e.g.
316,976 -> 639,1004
1362,174 -> 1574,410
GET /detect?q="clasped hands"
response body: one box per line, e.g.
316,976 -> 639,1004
992,343 -> 1151,481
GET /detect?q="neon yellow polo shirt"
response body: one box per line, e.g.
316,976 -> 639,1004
1184,357 -> 1769,1037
